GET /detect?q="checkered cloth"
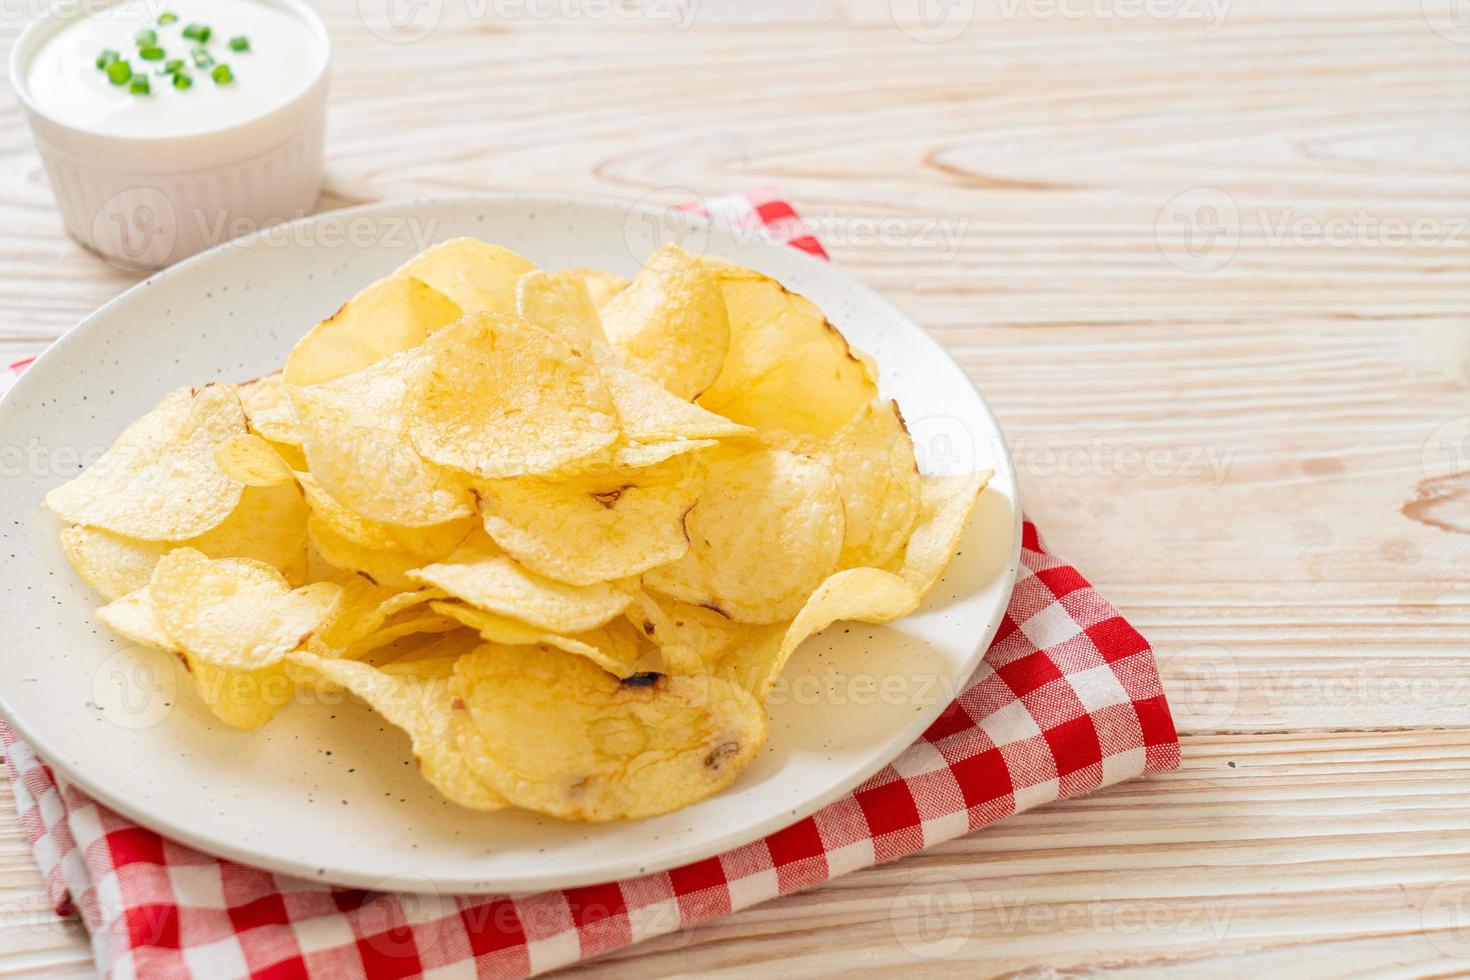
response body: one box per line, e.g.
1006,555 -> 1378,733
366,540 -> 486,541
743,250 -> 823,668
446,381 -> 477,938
0,192 -> 1179,979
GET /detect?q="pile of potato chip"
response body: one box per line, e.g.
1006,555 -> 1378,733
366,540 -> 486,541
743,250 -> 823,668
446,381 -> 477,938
47,239 -> 990,822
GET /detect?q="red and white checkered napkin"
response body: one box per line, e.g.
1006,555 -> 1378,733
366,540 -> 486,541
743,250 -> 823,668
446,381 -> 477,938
0,193 -> 1179,979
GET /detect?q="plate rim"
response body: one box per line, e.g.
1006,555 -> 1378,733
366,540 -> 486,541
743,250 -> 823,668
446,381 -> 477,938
0,192 -> 1023,893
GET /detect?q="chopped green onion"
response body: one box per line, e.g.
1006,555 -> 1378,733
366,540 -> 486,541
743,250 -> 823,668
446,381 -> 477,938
172,71 -> 192,89
191,46 -> 214,68
129,74 -> 150,95
161,58 -> 185,74
211,63 -> 233,85
229,35 -> 249,51
181,23 -> 210,42
135,28 -> 156,46
139,45 -> 165,60
95,49 -> 119,69
105,59 -> 132,85
157,11 -> 177,24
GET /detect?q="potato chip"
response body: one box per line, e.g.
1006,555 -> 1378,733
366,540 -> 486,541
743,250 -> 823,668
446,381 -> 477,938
475,456 -> 702,585
452,644 -> 767,820
821,401 -> 922,569
410,536 -> 637,633
697,266 -> 876,436
150,548 -> 340,671
566,267 -> 630,308
307,513 -> 423,592
600,244 -> 730,400
236,373 -> 301,446
514,269 -> 607,348
432,601 -> 653,678
309,577 -> 445,655
604,439 -> 718,469
290,652 -> 506,810
215,433 -> 294,487
61,479 -> 309,597
897,471 -> 993,597
60,526 -> 168,602
403,313 -> 619,479
394,238 -> 535,315
645,448 -> 844,623
45,384 -> 248,541
296,472 -> 474,561
289,350 -> 476,526
383,628 -> 484,668
98,586 -> 298,730
283,276 -> 462,388
627,591 -> 749,670
189,482 -> 311,586
718,568 -> 920,700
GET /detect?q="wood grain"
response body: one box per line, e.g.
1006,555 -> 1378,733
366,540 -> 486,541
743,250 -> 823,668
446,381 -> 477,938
0,0 -> 1466,974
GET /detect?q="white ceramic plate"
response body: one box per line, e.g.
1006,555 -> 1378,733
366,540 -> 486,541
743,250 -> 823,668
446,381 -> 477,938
0,196 -> 1019,893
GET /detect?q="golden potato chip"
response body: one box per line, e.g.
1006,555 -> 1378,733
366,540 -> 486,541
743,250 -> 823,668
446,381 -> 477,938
289,350 -> 476,526
410,537 -> 637,633
61,479 -> 309,597
600,244 -> 730,400
566,267 -> 630,308
60,526 -> 168,602
645,448 -> 844,623
189,482 -> 311,586
697,266 -> 876,436
897,471 -> 993,597
403,313 -> 619,479
517,269 -> 748,444
604,439 -> 718,469
45,384 -> 248,541
475,457 -> 702,586
309,577 -> 445,655
307,514 -> 423,592
627,591 -> 749,669
283,276 -> 462,388
290,652 -> 505,810
236,373 -> 301,446
514,270 -> 606,348
296,473 -> 474,561
394,238 -> 536,315
335,612 -> 460,661
432,601 -> 653,678
452,644 -> 767,820
215,433 -> 294,487
150,548 -> 341,671
822,401 -> 922,569
718,568 -> 920,700
98,586 -> 297,730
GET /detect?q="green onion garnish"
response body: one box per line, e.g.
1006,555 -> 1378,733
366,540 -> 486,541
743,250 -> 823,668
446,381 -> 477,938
173,71 -> 192,89
181,23 -> 211,42
157,11 -> 177,24
229,35 -> 249,51
139,45 -> 165,60
135,28 -> 156,46
130,75 -> 150,95
161,58 -> 185,74
211,63 -> 233,84
191,46 -> 214,68
105,59 -> 132,85
95,49 -> 119,69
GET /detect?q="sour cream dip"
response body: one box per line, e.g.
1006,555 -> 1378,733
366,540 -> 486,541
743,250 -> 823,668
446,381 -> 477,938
11,0 -> 330,270
26,0 -> 324,138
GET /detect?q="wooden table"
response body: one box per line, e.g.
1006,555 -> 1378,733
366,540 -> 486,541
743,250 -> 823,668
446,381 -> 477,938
2,0 -> 1467,974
